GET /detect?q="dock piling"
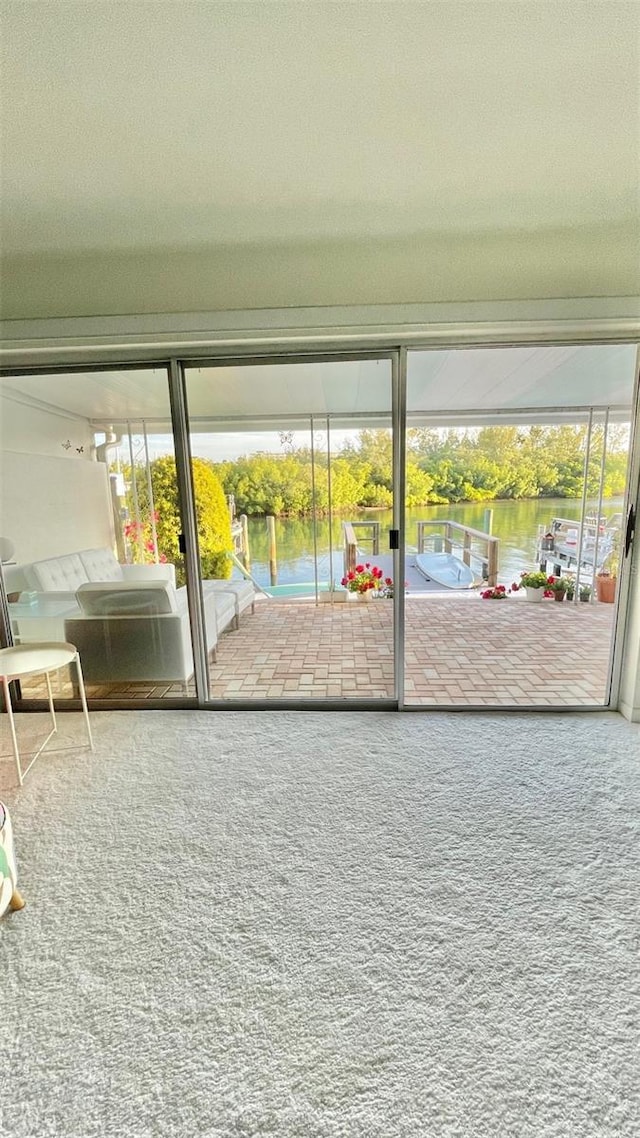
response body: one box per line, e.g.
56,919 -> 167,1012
267,515 -> 278,585
240,514 -> 250,572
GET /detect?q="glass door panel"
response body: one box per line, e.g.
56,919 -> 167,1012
403,344 -> 638,708
183,355 -> 396,702
0,366 -> 196,703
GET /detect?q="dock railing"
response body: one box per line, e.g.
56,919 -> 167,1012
416,520 -> 499,586
342,521 -> 380,577
227,494 -> 251,571
343,519 -> 498,587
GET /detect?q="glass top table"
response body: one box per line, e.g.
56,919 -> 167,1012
8,597 -> 81,644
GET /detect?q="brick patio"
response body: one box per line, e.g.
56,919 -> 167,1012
9,593 -> 615,706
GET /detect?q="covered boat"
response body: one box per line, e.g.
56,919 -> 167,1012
415,551 -> 475,590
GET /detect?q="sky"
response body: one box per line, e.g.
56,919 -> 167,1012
117,428 -> 361,463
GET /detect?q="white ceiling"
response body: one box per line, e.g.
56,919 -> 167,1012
1,0 -> 638,258
1,346 -> 636,428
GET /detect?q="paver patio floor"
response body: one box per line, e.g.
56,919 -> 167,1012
207,594 -> 614,705
11,593 -> 615,706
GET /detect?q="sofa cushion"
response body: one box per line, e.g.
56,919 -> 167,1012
202,579 -> 255,619
79,548 -> 125,583
28,553 -> 89,593
76,580 -> 178,616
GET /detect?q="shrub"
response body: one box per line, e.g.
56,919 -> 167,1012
150,456 -> 232,585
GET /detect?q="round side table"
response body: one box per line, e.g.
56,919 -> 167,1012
0,642 -> 94,785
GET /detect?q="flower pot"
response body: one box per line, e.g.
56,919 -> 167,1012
595,575 -> 617,604
525,586 -> 544,603
553,591 -> 565,602
354,591 -> 372,602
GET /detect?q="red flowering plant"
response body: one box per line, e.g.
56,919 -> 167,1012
123,513 -> 167,565
341,563 -> 385,595
381,575 -> 397,599
510,571 -> 555,598
480,584 -> 509,599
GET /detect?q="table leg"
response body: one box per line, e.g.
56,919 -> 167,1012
74,654 -> 94,751
1,675 -> 23,786
45,671 -> 58,736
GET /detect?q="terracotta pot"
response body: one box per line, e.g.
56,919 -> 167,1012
553,591 -> 565,602
595,574 -> 617,603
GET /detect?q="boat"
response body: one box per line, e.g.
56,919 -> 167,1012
536,516 -> 620,576
415,552 -> 476,590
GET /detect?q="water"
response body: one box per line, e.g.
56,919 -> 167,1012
244,498 -> 624,588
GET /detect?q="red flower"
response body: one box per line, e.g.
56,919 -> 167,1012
342,563 -> 392,595
482,584 -> 510,599
385,577 -> 393,586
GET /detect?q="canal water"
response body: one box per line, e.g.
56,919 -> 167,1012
244,497 -> 624,589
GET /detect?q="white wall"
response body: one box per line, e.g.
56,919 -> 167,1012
0,393 -> 114,566
0,390 -> 93,456
2,222 -> 639,321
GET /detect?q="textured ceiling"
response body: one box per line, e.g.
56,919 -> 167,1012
1,0 -> 639,257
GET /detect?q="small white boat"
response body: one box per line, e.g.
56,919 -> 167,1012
415,552 -> 475,590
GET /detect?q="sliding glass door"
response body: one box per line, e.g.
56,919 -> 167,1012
402,344 -> 638,708
2,341 -> 636,717
181,354 -> 398,703
0,366 -> 197,704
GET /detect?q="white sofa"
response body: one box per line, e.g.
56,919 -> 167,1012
8,548 -> 255,685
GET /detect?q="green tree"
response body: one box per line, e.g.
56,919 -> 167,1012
150,456 -> 232,583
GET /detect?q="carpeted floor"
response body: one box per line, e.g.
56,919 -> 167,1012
1,709 -> 639,1137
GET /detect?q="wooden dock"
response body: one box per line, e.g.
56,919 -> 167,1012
343,518 -> 499,587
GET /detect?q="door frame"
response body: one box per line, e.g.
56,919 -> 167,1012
1,322 -> 638,715
177,348 -> 403,708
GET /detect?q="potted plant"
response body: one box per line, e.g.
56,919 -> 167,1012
513,569 -> 550,603
548,576 -> 571,602
579,583 -> 592,603
595,547 -> 619,604
564,579 -> 575,601
341,562 -> 385,600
